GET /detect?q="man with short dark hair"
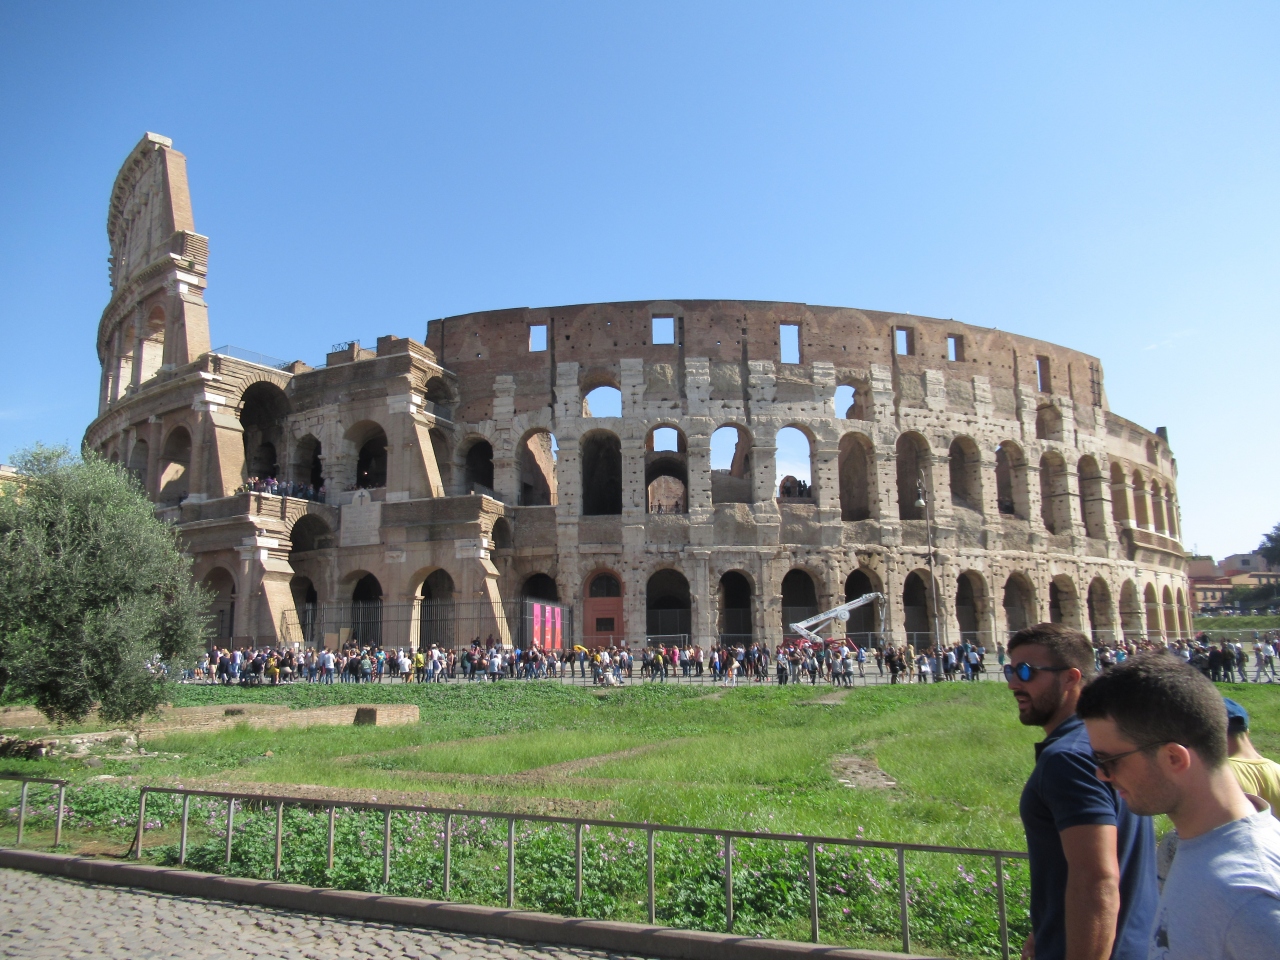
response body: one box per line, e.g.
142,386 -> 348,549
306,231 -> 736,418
1078,655 -> 1280,958
1006,623 -> 1156,960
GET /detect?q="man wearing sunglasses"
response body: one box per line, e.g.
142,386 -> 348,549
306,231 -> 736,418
1078,655 -> 1280,959
1007,624 -> 1156,960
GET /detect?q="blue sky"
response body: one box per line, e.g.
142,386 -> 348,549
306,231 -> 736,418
1,3 -> 1276,559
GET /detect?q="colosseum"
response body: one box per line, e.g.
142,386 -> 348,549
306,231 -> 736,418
84,133 -> 1192,655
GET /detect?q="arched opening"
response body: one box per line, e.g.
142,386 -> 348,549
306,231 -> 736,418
585,570 -> 623,644
1087,578 -> 1114,643
647,569 -> 691,641
1176,589 -> 1189,639
522,573 -> 559,602
357,433 -> 388,489
995,441 -> 1028,518
1039,452 -> 1070,534
1035,405 -> 1063,442
1132,471 -> 1151,529
158,427 -> 192,502
838,433 -> 873,521
1162,585 -> 1177,640
1150,481 -> 1167,535
710,424 -> 753,504
1077,456 -> 1107,539
490,517 -> 512,549
834,384 -> 857,419
351,573 -> 383,647
1109,462 -> 1130,523
1049,576 -> 1080,629
646,426 -> 688,514
517,430 -> 558,506
128,438 -> 149,490
718,571 -> 753,643
781,569 -> 820,638
293,435 -> 324,491
844,568 -> 882,637
291,575 -> 319,646
902,571 -> 935,648
948,437 -> 983,513
896,432 -> 930,520
289,514 -> 333,554
776,426 -> 814,499
581,430 -> 622,515
202,568 -> 236,645
419,569 -> 455,651
1003,574 -> 1036,635
1143,583 -> 1161,640
1119,580 -> 1144,641
464,439 -> 495,495
956,571 -> 988,643
583,385 -> 622,417
423,376 -> 454,419
239,382 -> 290,480
1167,496 -> 1181,540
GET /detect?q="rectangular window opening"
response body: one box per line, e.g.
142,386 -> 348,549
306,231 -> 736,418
947,334 -> 964,362
528,324 -> 547,352
595,618 -> 615,633
895,327 -> 914,356
1037,356 -> 1052,393
652,316 -> 675,345
779,324 -> 801,364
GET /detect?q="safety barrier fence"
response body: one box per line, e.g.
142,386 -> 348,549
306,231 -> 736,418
1,775 -> 1027,959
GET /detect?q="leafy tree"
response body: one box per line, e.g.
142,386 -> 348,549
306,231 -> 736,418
1259,521 -> 1280,569
0,445 -> 209,724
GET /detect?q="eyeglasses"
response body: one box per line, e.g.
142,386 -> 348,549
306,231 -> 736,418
1003,662 -> 1069,683
1092,742 -> 1171,778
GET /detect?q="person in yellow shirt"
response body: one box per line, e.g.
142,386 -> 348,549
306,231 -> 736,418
1224,698 -> 1280,815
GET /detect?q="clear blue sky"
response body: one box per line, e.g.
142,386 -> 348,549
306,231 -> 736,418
2,3 -> 1276,559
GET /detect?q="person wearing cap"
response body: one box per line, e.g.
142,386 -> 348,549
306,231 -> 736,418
1225,698 -> 1280,816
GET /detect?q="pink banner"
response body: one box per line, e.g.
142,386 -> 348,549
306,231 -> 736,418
545,606 -> 554,649
553,606 -> 562,649
532,603 -> 543,646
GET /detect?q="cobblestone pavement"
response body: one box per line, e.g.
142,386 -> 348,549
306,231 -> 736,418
0,868 -> 659,960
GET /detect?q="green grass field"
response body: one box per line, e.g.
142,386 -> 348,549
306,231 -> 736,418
1194,614 -> 1280,633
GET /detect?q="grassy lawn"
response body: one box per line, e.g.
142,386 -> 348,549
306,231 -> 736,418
3,679 -> 1278,958
1195,614 -> 1280,633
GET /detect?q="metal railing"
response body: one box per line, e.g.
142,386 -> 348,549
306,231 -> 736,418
0,775 -> 1026,959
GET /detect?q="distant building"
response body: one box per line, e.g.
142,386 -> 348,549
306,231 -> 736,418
1189,552 -> 1279,612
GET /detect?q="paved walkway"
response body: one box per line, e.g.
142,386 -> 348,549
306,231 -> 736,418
0,868 -> 657,960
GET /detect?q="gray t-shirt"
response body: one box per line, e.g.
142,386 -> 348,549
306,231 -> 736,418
1152,797 -> 1280,959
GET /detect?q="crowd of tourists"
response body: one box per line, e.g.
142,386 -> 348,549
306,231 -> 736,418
237,476 -> 326,501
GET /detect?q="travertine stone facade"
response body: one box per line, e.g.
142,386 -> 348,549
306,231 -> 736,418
85,135 -> 1191,649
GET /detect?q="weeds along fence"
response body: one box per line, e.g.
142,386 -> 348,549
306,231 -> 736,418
1,776 -> 1028,960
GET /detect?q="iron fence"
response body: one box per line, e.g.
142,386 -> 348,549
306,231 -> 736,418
0,776 -> 1026,959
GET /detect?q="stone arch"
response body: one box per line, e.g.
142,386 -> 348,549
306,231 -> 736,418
423,376 -> 455,418
418,568 -> 456,650
128,438 -> 150,489
1087,577 -> 1115,642
289,514 -> 333,554
462,436 -> 495,495
522,573 -> 559,601
995,441 -> 1029,518
1131,470 -> 1151,528
1035,404 -> 1064,442
158,425 -> 192,502
895,432 -> 931,520
1150,480 -> 1167,535
1109,462 -> 1130,523
202,567 -> 236,643
956,570 -> 989,642
347,571 -> 383,647
583,384 -> 623,418
646,424 -> 688,514
290,574 -> 319,645
1048,575 -> 1081,629
517,429 -> 557,506
776,424 -> 816,499
1077,455 -> 1107,539
1119,580 -> 1144,641
844,567 -> 883,636
647,568 -> 691,640
1175,588 -> 1189,638
580,429 -> 622,515
490,517 -> 512,549
948,436 -> 984,513
1162,585 -> 1177,640
838,432 -> 874,521
585,569 -> 624,644
718,570 -> 754,642
293,435 -> 324,489
239,381 -> 291,480
1003,573 -> 1037,635
782,568 -> 821,638
710,423 -> 753,504
345,420 -> 389,490
902,570 -> 937,648
1039,452 -> 1071,534
1143,582 -> 1161,639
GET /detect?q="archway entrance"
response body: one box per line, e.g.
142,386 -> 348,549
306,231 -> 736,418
647,570 -> 690,642
844,569 -> 881,639
782,570 -> 820,639
420,569 -> 455,651
902,572 -> 934,649
351,573 -> 383,647
718,572 -> 753,644
584,571 -> 623,646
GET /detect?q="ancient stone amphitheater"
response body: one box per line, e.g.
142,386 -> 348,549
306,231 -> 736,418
85,134 -> 1190,654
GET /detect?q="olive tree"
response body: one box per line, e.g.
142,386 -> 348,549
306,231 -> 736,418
0,445 -> 209,724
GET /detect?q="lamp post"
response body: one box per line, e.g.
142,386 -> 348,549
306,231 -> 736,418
915,470 -> 946,675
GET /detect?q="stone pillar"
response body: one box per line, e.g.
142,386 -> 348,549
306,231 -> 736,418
492,376 -> 518,504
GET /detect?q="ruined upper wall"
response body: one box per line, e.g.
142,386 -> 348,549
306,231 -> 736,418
107,133 -> 199,292
427,300 -> 1108,425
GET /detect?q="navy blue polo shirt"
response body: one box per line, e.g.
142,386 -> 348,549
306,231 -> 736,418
1019,714 -> 1157,960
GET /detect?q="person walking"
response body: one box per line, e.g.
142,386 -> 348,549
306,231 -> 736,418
1005,623 -> 1157,960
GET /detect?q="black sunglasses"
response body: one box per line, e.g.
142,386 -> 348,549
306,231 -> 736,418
1003,662 -> 1069,683
1092,742 -> 1171,778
